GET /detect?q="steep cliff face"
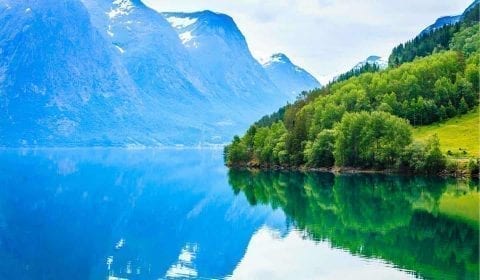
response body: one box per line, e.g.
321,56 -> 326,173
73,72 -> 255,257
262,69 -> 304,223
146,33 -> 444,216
0,0 -> 146,146
0,0 -> 317,146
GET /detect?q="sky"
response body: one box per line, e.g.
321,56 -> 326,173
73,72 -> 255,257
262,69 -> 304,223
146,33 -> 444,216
142,0 -> 473,84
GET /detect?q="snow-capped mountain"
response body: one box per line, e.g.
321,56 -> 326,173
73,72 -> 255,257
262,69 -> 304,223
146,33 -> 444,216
419,0 -> 479,35
261,53 -> 321,99
0,0 -> 148,146
352,55 -> 388,71
161,11 -> 284,110
0,0 -> 316,147
420,15 -> 461,36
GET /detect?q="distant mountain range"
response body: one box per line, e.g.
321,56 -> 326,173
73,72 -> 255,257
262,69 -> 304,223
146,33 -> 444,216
351,55 -> 388,71
261,53 -> 321,99
0,0 -> 319,147
420,0 -> 479,35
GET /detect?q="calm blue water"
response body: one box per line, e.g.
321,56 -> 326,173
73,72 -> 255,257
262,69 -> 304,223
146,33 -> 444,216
0,149 -> 477,280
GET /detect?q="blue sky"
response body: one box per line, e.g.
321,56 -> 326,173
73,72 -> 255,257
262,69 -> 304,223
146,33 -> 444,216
143,0 -> 473,83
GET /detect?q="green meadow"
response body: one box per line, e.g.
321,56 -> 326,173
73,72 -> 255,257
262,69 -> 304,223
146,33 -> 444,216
413,107 -> 479,159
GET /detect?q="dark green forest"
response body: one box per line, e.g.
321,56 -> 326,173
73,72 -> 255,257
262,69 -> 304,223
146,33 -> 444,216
225,3 -> 480,174
388,2 -> 479,66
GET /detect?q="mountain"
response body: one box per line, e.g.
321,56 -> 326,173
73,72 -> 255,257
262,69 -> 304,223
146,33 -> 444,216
0,0 -> 306,147
351,55 -> 388,71
389,0 -> 479,67
161,11 -> 286,114
261,53 -> 321,99
420,15 -> 461,36
81,0 -> 225,145
331,55 -> 387,83
0,0 -> 150,146
420,0 -> 479,35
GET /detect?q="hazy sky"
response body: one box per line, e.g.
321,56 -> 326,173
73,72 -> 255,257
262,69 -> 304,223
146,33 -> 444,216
142,0 -> 473,83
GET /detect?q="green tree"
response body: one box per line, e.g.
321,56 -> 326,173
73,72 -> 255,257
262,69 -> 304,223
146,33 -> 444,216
424,134 -> 447,174
304,129 -> 335,167
334,111 -> 412,168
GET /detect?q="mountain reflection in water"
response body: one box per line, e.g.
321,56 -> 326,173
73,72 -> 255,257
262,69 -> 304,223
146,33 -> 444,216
0,149 -> 477,280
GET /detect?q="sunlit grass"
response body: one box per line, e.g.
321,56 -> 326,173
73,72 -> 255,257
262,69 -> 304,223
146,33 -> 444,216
413,107 -> 479,158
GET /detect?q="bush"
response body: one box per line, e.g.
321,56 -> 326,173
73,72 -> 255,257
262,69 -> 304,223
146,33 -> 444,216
445,160 -> 459,173
468,158 -> 479,176
399,134 -> 447,174
424,134 -> 447,174
225,136 -> 249,165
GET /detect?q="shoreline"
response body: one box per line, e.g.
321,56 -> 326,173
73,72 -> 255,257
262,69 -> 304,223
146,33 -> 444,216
226,164 -> 478,179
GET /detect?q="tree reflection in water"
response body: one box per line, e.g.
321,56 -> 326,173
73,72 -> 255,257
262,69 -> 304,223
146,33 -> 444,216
228,170 -> 479,280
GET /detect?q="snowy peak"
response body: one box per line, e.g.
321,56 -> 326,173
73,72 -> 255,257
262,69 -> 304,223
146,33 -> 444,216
162,11 -> 245,49
262,53 -> 292,67
0,2 -> 292,146
352,55 -> 387,71
420,0 -> 479,35
420,15 -> 461,36
262,53 -> 321,99
107,0 -> 135,19
161,9 -> 282,109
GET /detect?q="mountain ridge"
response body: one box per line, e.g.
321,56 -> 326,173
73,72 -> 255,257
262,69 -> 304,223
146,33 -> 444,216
0,0 -> 320,147
261,53 -> 321,99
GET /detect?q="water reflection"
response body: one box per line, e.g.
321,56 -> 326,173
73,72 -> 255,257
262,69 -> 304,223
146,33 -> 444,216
228,170 -> 479,280
0,149 -> 280,280
0,149 -> 477,280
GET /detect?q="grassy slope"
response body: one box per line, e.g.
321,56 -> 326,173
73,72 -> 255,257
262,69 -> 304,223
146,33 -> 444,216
413,107 -> 479,158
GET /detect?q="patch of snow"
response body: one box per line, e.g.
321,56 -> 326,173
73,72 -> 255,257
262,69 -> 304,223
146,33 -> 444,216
262,54 -> 287,67
179,31 -> 194,45
352,55 -> 387,71
271,56 -> 284,63
107,0 -> 134,19
165,16 -> 198,29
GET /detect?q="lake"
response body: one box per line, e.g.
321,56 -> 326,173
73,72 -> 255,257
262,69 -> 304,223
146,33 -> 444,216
0,149 -> 477,280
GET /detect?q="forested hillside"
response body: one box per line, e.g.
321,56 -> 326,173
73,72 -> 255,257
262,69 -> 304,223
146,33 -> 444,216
224,3 -> 480,175
389,1 -> 479,66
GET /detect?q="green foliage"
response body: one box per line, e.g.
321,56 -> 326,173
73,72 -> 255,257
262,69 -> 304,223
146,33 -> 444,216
224,136 -> 249,165
399,134 -> 447,174
450,24 -> 480,55
468,158 -> 479,176
225,11 -> 479,174
255,105 -> 289,128
413,107 -> 479,158
334,111 -> 412,168
388,24 -> 460,67
228,170 -> 479,279
388,3 -> 479,66
334,61 -> 381,83
304,129 -> 335,167
424,134 -> 447,173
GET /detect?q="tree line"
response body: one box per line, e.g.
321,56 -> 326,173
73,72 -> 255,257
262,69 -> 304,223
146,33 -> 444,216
388,2 -> 479,67
225,21 -> 479,174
